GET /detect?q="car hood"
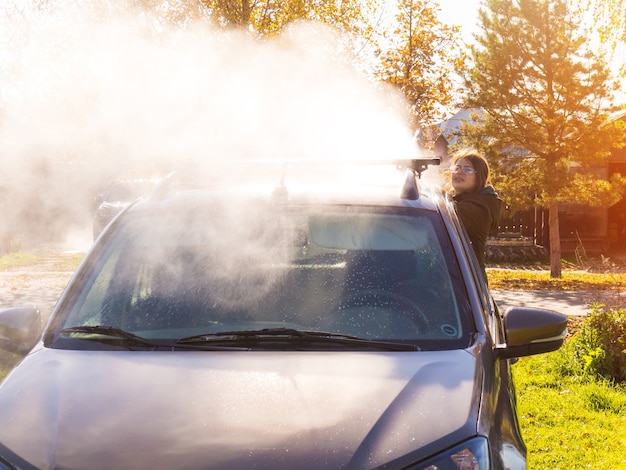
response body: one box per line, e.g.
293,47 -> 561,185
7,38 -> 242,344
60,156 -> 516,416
0,348 -> 480,470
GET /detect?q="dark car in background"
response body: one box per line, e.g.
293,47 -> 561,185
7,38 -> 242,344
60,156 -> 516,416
92,178 -> 159,239
0,159 -> 567,469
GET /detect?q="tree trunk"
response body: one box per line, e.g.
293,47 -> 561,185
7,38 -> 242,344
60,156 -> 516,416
548,201 -> 562,278
240,0 -> 251,26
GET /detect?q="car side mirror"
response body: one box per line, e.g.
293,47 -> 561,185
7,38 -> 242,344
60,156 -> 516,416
495,307 -> 568,360
0,306 -> 42,355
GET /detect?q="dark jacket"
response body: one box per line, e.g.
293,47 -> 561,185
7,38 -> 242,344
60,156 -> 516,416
453,185 -> 502,274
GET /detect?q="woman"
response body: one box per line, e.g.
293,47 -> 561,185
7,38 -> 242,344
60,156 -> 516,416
448,150 -> 502,275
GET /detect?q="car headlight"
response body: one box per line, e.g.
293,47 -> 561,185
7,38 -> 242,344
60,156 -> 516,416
410,437 -> 490,470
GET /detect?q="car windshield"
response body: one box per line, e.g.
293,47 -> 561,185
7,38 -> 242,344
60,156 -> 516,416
52,204 -> 473,350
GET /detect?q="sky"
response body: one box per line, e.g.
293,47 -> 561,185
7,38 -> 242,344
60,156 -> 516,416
435,0 -> 626,99
436,0 -> 626,72
437,0 -> 481,43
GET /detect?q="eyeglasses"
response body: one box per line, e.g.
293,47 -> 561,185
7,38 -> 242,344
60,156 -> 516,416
450,165 -> 476,175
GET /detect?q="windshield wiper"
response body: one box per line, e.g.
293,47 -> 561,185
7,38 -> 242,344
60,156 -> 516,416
176,328 -> 418,351
60,326 -> 164,349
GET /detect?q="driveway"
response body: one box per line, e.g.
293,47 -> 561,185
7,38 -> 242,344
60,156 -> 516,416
0,270 -> 74,322
491,289 -> 606,317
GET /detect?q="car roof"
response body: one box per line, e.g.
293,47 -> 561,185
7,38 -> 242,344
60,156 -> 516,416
126,158 -> 446,214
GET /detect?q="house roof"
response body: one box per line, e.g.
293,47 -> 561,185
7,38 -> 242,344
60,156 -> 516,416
432,108 -> 484,145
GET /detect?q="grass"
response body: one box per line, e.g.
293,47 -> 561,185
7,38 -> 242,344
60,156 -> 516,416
0,252 -> 41,270
487,265 -> 626,466
0,351 -> 19,381
514,347 -> 626,469
487,268 -> 626,290
0,251 -> 84,272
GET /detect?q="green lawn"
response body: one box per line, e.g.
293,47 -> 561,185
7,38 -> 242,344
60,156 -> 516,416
489,267 -> 626,467
514,349 -> 626,468
0,252 -> 40,270
487,267 -> 626,291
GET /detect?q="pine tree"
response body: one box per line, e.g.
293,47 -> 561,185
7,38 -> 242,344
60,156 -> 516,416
460,0 -> 626,278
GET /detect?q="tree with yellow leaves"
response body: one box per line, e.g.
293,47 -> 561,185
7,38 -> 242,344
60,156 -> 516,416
133,0 -> 377,41
373,0 -> 465,129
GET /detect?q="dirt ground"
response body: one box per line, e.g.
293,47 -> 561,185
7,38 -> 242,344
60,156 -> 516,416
0,250 -> 76,320
0,253 -> 76,374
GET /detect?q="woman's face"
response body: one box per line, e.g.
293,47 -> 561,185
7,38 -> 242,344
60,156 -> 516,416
450,158 -> 477,194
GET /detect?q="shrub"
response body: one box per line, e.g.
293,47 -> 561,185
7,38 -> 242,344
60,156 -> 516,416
570,306 -> 626,383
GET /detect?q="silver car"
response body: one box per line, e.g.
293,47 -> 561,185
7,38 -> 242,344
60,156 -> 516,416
0,160 -> 566,469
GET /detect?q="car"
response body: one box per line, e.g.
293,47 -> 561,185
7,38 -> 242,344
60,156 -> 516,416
92,178 -> 159,239
0,159 -> 567,470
